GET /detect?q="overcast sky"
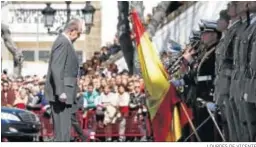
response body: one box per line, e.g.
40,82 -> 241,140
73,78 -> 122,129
101,1 -> 161,46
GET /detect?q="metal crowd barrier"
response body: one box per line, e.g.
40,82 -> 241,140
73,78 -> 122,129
33,108 -> 152,142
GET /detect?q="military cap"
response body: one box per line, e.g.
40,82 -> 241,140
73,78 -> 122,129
200,19 -> 221,33
219,9 -> 230,21
199,21 -> 205,31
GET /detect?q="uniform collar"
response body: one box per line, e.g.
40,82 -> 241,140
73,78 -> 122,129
228,19 -> 240,29
62,33 -> 72,44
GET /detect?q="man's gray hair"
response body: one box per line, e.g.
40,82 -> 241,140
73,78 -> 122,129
63,18 -> 82,32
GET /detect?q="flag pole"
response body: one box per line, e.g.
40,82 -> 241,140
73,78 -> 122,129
180,103 -> 201,142
184,116 -> 211,141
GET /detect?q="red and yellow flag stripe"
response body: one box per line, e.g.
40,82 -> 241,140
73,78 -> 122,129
131,10 -> 192,142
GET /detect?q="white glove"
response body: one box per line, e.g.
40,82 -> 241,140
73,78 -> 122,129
59,93 -> 67,103
206,102 -> 217,112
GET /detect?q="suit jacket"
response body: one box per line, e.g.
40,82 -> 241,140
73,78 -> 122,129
45,34 -> 79,105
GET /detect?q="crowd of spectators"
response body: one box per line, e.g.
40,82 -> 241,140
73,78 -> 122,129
77,39 -> 149,141
1,73 -> 48,111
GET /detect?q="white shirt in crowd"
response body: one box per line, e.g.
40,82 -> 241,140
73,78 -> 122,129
98,92 -> 119,107
118,92 -> 130,107
102,69 -> 112,79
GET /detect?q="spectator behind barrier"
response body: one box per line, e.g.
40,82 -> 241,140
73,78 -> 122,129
83,84 -> 99,110
1,81 -> 16,107
117,84 -> 130,141
97,85 -> 119,142
13,88 -> 28,109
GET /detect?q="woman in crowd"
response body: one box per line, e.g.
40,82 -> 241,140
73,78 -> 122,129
101,78 -> 108,88
92,78 -> 101,92
84,76 -> 91,85
13,88 -> 28,109
83,84 -> 99,110
121,78 -> 128,87
1,81 -> 16,107
97,85 -> 119,142
127,81 -> 135,94
115,75 -> 122,86
117,84 -> 130,141
82,83 -> 100,140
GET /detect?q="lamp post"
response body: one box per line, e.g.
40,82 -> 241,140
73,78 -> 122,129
81,1 -> 96,34
65,1 -> 71,23
41,3 -> 56,34
41,1 -> 96,35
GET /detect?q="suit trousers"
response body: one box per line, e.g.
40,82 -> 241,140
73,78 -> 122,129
230,78 -> 243,141
222,97 -> 238,141
50,101 -> 72,142
230,76 -> 255,141
240,101 -> 256,141
215,75 -> 238,141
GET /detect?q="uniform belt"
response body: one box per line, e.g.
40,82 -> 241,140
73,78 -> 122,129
197,75 -> 212,82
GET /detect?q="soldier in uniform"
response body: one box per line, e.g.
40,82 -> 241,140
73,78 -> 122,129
238,1 -> 256,141
195,20 -> 221,141
169,30 -> 201,104
181,21 -> 221,141
214,9 -> 232,141
229,1 -> 251,141
213,2 -> 245,141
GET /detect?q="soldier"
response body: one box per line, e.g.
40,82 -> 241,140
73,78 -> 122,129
195,20 -> 221,142
229,1 -> 252,142
238,1 -> 256,142
213,2 -> 243,142
181,20 -> 221,141
213,3 -> 245,141
169,30 -> 201,102
164,30 -> 201,142
213,9 -> 231,141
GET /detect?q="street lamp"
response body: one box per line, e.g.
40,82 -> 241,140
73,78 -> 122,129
41,3 -> 56,33
82,1 -> 96,34
41,1 -> 96,35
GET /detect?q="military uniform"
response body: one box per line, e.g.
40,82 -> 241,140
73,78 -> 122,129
239,14 -> 256,142
227,17 -> 249,142
215,19 -> 241,141
194,20 -> 220,142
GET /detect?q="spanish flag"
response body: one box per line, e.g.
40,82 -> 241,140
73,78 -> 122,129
131,10 -> 193,142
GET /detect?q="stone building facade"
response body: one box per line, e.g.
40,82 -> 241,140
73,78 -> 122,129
1,1 -> 101,76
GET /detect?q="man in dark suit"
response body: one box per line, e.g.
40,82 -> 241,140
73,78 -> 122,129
45,18 -> 82,142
